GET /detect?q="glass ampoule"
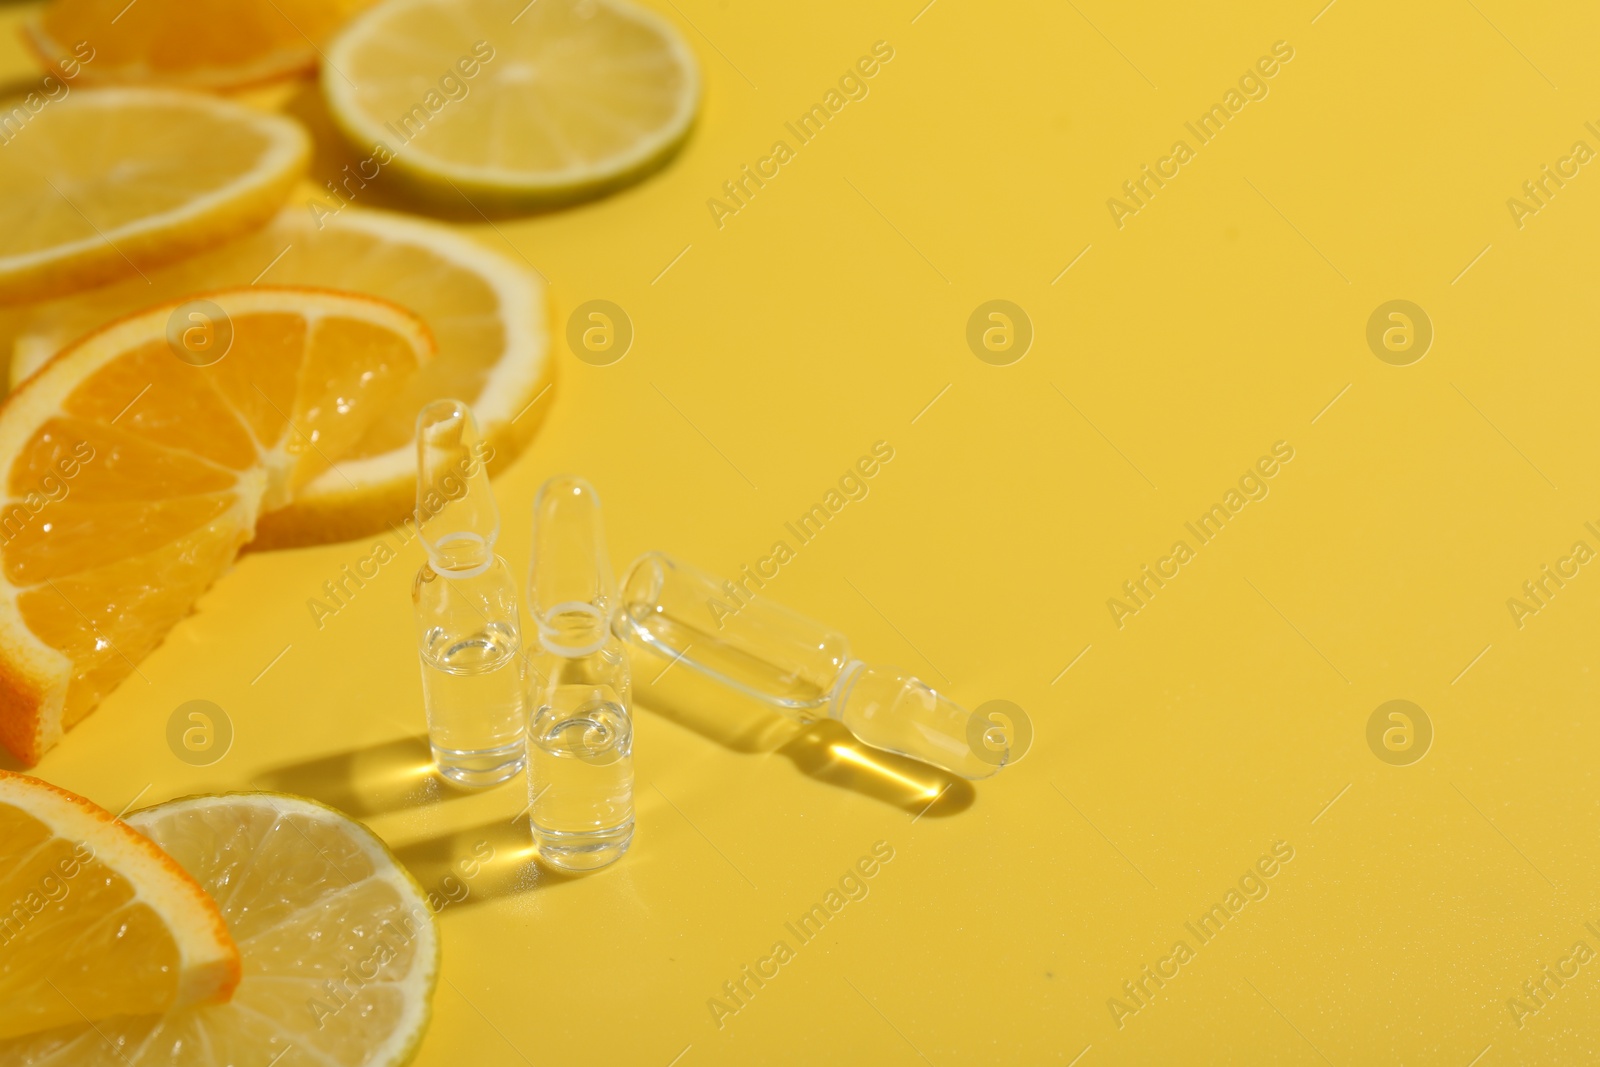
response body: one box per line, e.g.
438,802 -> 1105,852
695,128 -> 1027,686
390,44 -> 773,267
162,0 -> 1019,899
615,552 -> 1004,779
526,475 -> 634,871
410,399 -> 528,788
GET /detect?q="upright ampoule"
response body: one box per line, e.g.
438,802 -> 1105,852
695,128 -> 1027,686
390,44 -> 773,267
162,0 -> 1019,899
526,476 -> 634,871
410,399 -> 528,788
615,552 -> 1005,779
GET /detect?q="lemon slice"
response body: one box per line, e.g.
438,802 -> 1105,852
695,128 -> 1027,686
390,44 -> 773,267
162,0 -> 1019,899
0,771 -> 240,1040
12,206 -> 552,549
24,0 -> 375,92
0,88 -> 308,304
0,287 -> 433,764
0,792 -> 440,1066
323,0 -> 700,206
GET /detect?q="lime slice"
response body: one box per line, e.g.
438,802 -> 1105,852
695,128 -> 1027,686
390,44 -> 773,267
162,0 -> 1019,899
323,0 -> 700,206
0,793 -> 440,1066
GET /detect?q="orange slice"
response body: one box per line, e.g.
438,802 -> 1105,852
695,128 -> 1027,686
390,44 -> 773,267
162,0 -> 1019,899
23,0 -> 375,92
0,88 -> 308,304
13,206 -> 553,548
0,771 -> 239,1040
0,287 -> 432,764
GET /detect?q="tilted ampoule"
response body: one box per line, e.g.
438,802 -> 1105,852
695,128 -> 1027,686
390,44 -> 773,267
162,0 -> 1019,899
410,399 -> 528,788
526,476 -> 634,871
615,552 -> 1004,779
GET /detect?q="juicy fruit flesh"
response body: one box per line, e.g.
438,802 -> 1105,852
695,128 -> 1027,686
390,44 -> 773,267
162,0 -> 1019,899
14,212 -> 511,461
4,323 -> 268,725
0,796 -> 439,1066
0,803 -> 185,1038
339,0 -> 693,175
18,506 -> 254,729
0,294 -> 428,757
151,800 -> 433,1067
0,773 -> 239,1043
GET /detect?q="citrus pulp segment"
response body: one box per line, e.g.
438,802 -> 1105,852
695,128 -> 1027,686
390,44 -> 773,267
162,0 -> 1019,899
0,287 -> 433,764
0,770 -> 240,1040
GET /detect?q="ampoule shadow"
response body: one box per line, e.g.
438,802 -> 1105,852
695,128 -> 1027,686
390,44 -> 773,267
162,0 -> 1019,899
775,719 -> 973,818
631,643 -> 974,818
391,816 -> 547,912
253,734 -> 457,819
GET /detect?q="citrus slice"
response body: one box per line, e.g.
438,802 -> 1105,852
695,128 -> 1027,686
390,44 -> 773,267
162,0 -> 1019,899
23,0 -> 375,92
0,792 -> 440,1065
0,88 -> 308,304
0,286 -> 433,765
323,0 -> 700,206
0,771 -> 240,1040
12,206 -> 553,548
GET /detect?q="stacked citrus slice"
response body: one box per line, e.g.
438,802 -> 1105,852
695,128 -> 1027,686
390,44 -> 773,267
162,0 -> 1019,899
0,287 -> 432,763
0,772 -> 239,1039
0,775 -> 439,1065
0,89 -> 308,303
12,207 -> 553,547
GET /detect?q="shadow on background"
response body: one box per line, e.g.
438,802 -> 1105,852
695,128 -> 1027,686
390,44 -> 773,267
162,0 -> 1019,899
632,642 -> 973,817
391,815 -> 552,913
777,719 -> 973,818
0,72 -> 50,102
253,734 -> 457,818
257,737 -> 567,910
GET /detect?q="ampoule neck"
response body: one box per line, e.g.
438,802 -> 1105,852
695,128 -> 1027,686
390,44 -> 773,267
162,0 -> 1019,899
415,399 -> 501,587
529,475 -> 618,658
537,602 -> 613,658
827,659 -> 869,713
425,535 -> 496,580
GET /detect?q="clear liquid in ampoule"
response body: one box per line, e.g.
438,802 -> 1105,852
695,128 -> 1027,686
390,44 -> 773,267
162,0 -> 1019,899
529,670 -> 634,871
419,615 -> 528,788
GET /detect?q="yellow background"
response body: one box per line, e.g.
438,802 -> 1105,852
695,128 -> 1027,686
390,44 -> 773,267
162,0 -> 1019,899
5,0 -> 1600,1062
